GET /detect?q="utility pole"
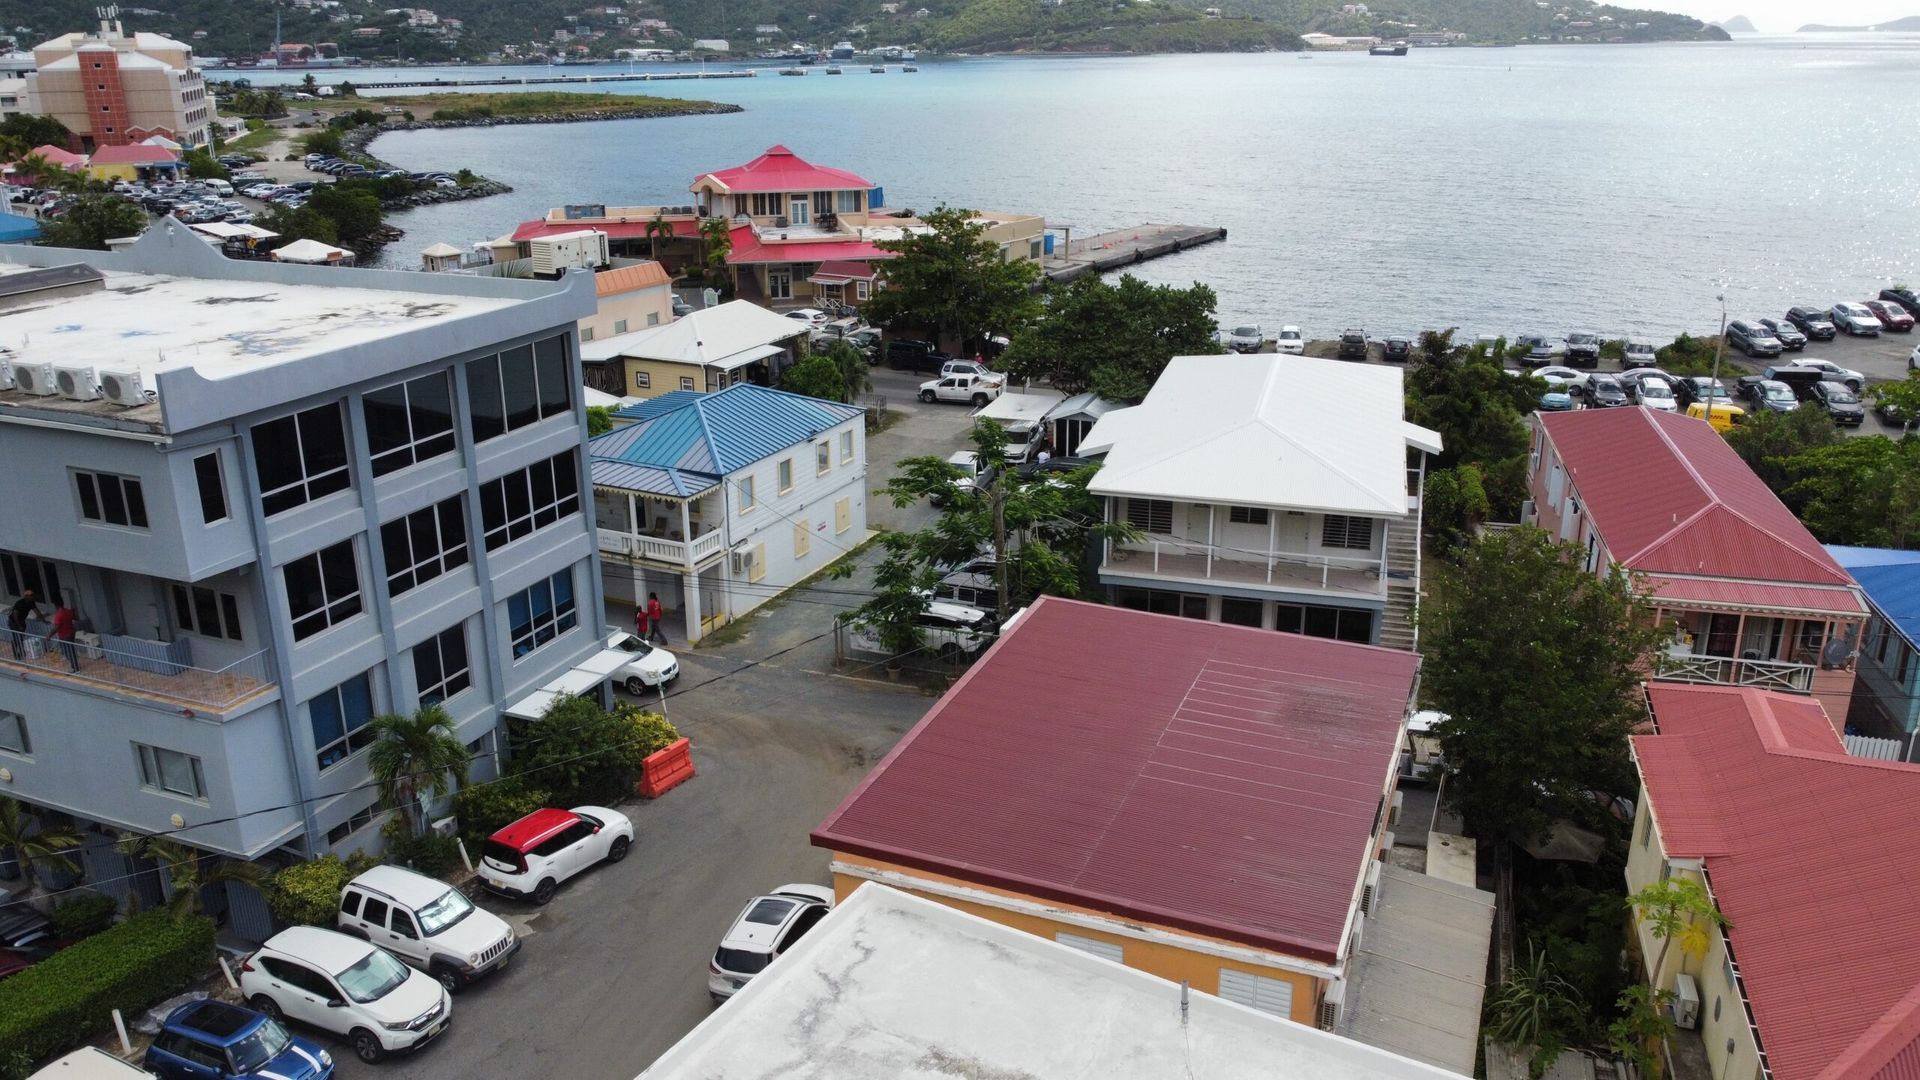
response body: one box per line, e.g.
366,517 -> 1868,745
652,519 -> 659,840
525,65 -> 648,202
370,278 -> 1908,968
993,482 -> 1009,616
1709,291 -> 1728,425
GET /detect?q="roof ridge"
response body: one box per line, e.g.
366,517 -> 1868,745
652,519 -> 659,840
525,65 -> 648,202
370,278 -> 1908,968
1244,365 -> 1406,512
1816,979 -> 1920,1080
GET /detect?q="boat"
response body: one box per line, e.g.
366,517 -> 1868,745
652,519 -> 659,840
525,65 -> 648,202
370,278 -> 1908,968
831,41 -> 856,60
826,65 -> 843,74
901,49 -> 918,61
780,67 -> 808,75
902,63 -> 918,71
870,64 -> 886,72
1369,43 -> 1408,55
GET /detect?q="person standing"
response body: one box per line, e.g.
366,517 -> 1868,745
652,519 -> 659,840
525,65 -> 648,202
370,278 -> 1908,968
634,602 -> 650,641
647,593 -> 667,645
49,600 -> 79,673
7,589 -> 42,661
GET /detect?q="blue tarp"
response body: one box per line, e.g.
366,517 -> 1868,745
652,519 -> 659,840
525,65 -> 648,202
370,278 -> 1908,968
0,211 -> 41,243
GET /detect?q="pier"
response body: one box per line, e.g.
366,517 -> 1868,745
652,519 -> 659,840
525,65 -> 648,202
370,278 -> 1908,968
284,70 -> 759,90
1042,223 -> 1228,283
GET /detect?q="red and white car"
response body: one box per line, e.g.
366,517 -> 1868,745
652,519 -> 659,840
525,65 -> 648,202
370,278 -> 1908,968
1865,299 -> 1915,333
479,806 -> 634,905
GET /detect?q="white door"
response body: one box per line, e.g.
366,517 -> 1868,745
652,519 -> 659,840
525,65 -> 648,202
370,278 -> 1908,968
263,958 -> 334,1028
385,908 -> 429,965
768,269 -> 792,300
789,195 -> 810,225
1217,968 -> 1295,1019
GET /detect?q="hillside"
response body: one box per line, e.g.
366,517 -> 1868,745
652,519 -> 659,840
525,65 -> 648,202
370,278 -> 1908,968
1798,14 -> 1920,29
1713,14 -> 1757,31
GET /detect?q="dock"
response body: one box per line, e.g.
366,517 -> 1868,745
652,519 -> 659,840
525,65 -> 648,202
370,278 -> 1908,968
297,71 -> 759,90
1042,223 -> 1227,283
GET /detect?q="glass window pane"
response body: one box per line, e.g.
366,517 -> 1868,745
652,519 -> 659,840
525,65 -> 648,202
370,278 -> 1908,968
500,346 -> 539,430
409,509 -> 438,571
97,476 -> 127,526
535,337 -> 570,418
251,416 -> 301,497
466,356 -> 505,442
363,383 -> 412,468
220,593 -> 243,641
505,472 -> 532,526
382,519 -> 411,589
124,479 -> 147,528
410,372 -> 455,458
193,588 -> 221,636
340,674 -> 373,727
194,454 -> 227,524
172,585 -> 195,632
309,688 -> 344,747
297,405 -> 348,481
320,542 -> 358,600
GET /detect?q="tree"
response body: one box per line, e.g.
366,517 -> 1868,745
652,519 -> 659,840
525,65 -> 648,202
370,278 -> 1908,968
861,206 -> 1041,356
0,797 -> 80,895
697,215 -> 731,291
1405,329 -> 1543,533
256,204 -> 340,247
586,405 -> 614,436
1723,403 -> 1843,491
1425,527 -> 1664,847
309,182 -> 383,246
182,148 -> 230,180
821,338 -> 871,404
1000,273 -> 1221,401
1485,945 -> 1585,1079
0,114 -> 73,150
778,353 -> 847,402
1779,436 -> 1920,548
1653,332 -> 1721,376
1871,372 -> 1920,433
300,73 -> 319,93
367,705 -> 472,837
1609,984 -> 1679,1080
118,834 -> 272,924
645,213 -> 676,263
1626,877 -> 1729,982
40,194 -> 147,250
513,695 -> 636,805
298,127 -> 345,158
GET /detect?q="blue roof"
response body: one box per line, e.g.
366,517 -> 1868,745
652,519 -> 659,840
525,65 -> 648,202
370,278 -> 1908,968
589,460 -> 720,498
0,212 -> 41,243
595,384 -> 864,477
1828,545 -> 1920,645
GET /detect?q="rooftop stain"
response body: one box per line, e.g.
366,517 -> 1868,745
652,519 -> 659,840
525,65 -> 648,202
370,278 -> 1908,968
196,294 -> 279,306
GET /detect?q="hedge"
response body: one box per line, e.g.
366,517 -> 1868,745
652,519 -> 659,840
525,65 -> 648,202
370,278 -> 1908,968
0,910 -> 215,1065
268,853 -> 371,928
48,893 -> 118,940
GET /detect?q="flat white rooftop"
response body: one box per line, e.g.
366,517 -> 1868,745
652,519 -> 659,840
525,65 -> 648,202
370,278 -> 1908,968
640,884 -> 1461,1080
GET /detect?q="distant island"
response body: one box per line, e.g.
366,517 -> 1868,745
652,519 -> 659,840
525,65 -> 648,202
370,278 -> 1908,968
1712,14 -> 1758,31
1798,14 -> 1920,29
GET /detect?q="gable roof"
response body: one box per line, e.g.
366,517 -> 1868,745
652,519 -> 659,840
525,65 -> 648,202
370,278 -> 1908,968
693,144 -> 874,194
87,144 -> 179,165
1829,546 -> 1920,646
1636,683 -> 1920,1080
580,299 -> 803,368
592,383 -> 862,477
1539,408 -> 1855,588
27,144 -> 87,167
594,261 -> 670,296
1082,355 -> 1442,516
813,596 -> 1421,965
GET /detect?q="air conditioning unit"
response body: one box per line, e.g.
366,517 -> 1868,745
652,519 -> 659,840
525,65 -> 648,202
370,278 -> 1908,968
1360,860 -> 1383,916
730,547 -> 756,576
0,365 -> 13,391
1318,977 -> 1347,1032
10,361 -> 56,396
97,368 -> 153,408
1520,498 -> 1536,522
54,365 -> 99,402
1671,972 -> 1700,1030
429,816 -> 458,839
1380,830 -> 1395,854
774,215 -> 789,228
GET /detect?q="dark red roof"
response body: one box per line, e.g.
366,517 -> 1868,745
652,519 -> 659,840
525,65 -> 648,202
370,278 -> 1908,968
510,217 -> 703,243
1641,574 -> 1866,617
724,224 -> 894,266
489,807 -> 577,852
1539,408 -> 1854,587
694,144 -> 873,194
1637,683 -> 1920,1080
811,596 -> 1420,964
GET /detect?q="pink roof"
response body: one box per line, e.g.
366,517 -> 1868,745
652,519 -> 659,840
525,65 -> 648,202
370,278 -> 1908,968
27,144 -> 87,167
724,224 -> 893,266
1641,575 -> 1866,617
812,596 -> 1420,964
87,144 -> 179,166
510,217 -> 703,243
1539,408 -> 1855,588
1637,684 -> 1920,1080
694,144 -> 873,194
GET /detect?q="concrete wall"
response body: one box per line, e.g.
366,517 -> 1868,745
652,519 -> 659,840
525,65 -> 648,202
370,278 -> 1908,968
580,285 -> 672,344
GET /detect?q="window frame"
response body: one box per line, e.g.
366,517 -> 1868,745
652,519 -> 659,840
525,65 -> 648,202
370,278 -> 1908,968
135,743 -> 207,800
363,371 -> 457,479
413,623 -> 471,709
613,319 -> 628,335
309,672 -> 377,771
479,451 -> 582,551
465,337 -> 573,444
73,470 -> 148,530
1320,514 -> 1374,550
1,552 -> 61,605
0,710 -> 28,756
1124,498 -> 1173,534
839,430 -> 854,464
815,441 -> 831,476
380,496 -> 470,597
777,458 -> 794,495
252,403 -> 352,517
793,522 -> 811,559
1228,505 -> 1270,526
284,540 -> 363,642
170,583 -> 244,642
635,371 -> 651,389
680,376 -> 695,391
192,453 -> 229,525
507,570 -> 579,659
738,475 -> 757,513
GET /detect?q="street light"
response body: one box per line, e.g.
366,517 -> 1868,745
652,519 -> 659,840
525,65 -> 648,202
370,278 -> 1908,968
1709,290 -> 1728,425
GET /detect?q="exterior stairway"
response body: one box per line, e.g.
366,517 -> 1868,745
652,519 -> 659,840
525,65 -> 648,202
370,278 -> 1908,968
1379,513 -> 1422,652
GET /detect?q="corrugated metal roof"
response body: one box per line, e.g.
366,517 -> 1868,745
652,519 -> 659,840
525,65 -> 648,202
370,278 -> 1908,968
1540,409 -> 1855,588
1829,547 -> 1920,648
811,596 -> 1421,965
594,261 -> 671,296
694,144 -> 874,194
1637,684 -> 1920,1080
595,384 -> 862,477
1641,574 -> 1867,617
589,459 -> 719,498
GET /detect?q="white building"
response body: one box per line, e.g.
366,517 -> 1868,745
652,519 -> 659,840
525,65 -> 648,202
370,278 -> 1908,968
1080,354 -> 1439,650
589,385 -> 868,642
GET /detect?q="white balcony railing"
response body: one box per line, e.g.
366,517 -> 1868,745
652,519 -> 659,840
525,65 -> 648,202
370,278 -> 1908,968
1104,537 -> 1385,596
1653,651 -> 1815,693
597,527 -> 726,567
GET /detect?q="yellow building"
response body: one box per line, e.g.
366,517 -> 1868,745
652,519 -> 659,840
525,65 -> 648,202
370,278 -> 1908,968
578,261 -> 675,346
580,299 -> 807,400
26,16 -> 209,150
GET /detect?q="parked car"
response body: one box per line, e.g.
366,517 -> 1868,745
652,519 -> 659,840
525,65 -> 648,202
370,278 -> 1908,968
1685,401 -> 1745,432
1737,376 -> 1799,413
782,308 -> 829,330
929,450 -> 995,507
1381,334 -> 1412,362
919,374 -> 1000,406
240,927 -> 450,1064
336,865 -> 517,993
607,630 -> 677,694
1221,324 -> 1265,353
478,806 -> 633,904
1911,341 -> 1920,372
885,338 -> 951,374
940,358 -> 1005,386
1795,358 -> 1864,391
146,1000 -> 334,1080
848,599 -> 997,660
1878,287 -> 1920,319
1865,299 -> 1915,332
1539,390 -> 1575,412
927,562 -> 1000,612
28,1049 -> 152,1079
1621,340 -> 1659,368
1564,331 -> 1602,368
1583,373 -> 1630,407
1808,380 -> 1865,425
1625,374 -> 1680,412
1275,326 -> 1305,354
1762,364 -> 1827,401
1786,306 -> 1839,340
1725,320 -> 1782,358
1875,392 -> 1910,427
1337,329 -> 1369,360
0,947 -> 38,981
670,295 -> 693,318
0,893 -> 50,951
1676,377 -> 1734,409
1515,333 -> 1559,361
1530,365 -> 1587,389
1831,302 -> 1883,336
1757,318 -> 1807,351
707,885 -> 836,1001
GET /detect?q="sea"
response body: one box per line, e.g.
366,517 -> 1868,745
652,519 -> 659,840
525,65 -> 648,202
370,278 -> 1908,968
240,36 -> 1920,339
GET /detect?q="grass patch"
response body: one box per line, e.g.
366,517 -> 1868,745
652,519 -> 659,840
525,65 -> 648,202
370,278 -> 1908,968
222,126 -> 283,153
323,92 -> 729,121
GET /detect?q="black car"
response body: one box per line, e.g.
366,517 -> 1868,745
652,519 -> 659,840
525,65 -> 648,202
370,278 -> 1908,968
1737,375 -> 1800,413
1564,332 -> 1602,368
1382,335 -> 1411,362
1758,318 -> 1807,351
1337,329 -> 1368,361
885,338 -> 952,373
1786,306 -> 1838,340
1583,373 -> 1629,407
1676,376 -> 1734,409
1808,379 -> 1865,426
1726,320 -> 1782,358
1880,287 -> 1920,320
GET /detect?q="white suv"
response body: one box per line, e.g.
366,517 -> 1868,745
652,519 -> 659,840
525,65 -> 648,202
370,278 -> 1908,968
606,630 -> 678,695
240,926 -> 450,1064
848,600 -> 996,661
337,866 -> 518,994
708,884 -> 835,1000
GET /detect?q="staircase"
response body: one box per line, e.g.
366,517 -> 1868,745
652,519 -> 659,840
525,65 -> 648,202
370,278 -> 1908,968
1379,514 -> 1422,652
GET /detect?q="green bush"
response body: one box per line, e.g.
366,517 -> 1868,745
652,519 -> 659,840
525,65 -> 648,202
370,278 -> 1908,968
619,707 -> 681,771
0,911 -> 214,1065
512,696 -> 636,806
48,893 -> 117,940
384,829 -> 462,879
268,853 -> 372,927
452,778 -> 552,853
1,1047 -> 33,1080
1655,332 -> 1724,376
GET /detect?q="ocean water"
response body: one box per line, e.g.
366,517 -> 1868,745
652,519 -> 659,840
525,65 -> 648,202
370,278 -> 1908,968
253,37 -> 1920,337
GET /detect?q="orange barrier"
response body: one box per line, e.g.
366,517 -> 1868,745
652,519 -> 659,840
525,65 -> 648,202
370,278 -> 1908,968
639,737 -> 695,799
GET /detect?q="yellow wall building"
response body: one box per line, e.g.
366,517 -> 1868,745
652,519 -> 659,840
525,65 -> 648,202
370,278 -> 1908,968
27,17 -> 209,150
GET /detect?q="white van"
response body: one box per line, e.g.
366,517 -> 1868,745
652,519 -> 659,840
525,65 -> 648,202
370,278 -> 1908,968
202,178 -> 234,196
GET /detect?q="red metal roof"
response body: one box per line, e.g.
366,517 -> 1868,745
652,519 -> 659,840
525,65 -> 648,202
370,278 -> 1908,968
694,144 -> 873,194
489,807 -> 578,852
723,225 -> 894,266
1538,408 -> 1854,587
811,259 -> 877,281
510,217 -> 703,243
811,596 -> 1420,965
28,144 -> 87,167
1637,684 -> 1920,1080
1641,574 -> 1866,617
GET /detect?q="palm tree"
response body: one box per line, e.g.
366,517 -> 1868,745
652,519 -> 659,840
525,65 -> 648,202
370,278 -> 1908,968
821,339 -> 872,405
645,214 -> 676,265
1486,944 -> 1583,1077
0,797 -> 81,895
118,834 -> 270,923
367,706 -> 472,837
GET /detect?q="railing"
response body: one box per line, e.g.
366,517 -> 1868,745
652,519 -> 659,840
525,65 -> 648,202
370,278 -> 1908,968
1107,537 -> 1385,592
1653,651 -> 1815,693
0,630 -> 275,712
596,527 -> 726,566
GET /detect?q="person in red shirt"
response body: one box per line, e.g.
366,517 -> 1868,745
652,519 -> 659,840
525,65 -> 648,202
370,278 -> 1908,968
49,601 -> 79,672
647,593 -> 666,645
634,604 -> 650,640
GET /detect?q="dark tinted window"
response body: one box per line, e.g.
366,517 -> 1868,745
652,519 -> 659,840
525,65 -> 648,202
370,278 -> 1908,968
360,897 -> 389,926
365,372 -> 457,477
482,840 -> 524,870
531,829 -> 573,858
500,345 -> 540,430
745,898 -> 795,925
779,903 -> 830,951
254,404 -> 351,516
285,541 -> 361,641
381,496 -> 469,596
535,337 -> 570,419
193,453 -> 228,524
715,947 -> 771,975
340,890 -> 362,917
466,355 -> 505,442
391,911 -> 418,939
412,623 -> 470,709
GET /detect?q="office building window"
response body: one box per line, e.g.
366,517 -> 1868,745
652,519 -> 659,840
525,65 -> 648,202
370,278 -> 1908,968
309,672 -> 376,770
1228,506 -> 1269,525
1321,515 -> 1373,550
136,743 -> 206,799
793,522 -> 811,559
1125,499 -> 1173,533
840,430 -> 854,464
777,458 -> 794,494
326,802 -> 381,846
364,372 -> 456,478
635,372 -> 651,389
284,541 -> 362,641
507,570 -> 577,658
170,584 -> 243,642
1274,602 -> 1373,644
738,476 -> 756,512
0,711 -> 27,756
253,403 -> 351,516
466,337 -> 571,443
413,624 -> 470,708
479,451 -> 581,551
816,442 -> 831,476
614,319 -> 628,334
381,497 -> 470,596
74,471 -> 147,529
1,552 -> 61,603
193,453 -> 228,524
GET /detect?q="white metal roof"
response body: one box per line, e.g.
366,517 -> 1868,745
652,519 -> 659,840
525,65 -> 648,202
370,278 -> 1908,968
974,387 -> 1064,424
271,237 -> 351,264
503,642 -> 635,720
579,300 -> 801,368
641,884 -> 1464,1080
1083,355 -> 1442,517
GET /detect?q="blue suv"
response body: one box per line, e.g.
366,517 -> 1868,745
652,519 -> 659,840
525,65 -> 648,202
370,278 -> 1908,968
146,1000 -> 334,1080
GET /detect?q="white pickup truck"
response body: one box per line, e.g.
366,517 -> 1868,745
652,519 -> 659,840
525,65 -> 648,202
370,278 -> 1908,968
919,374 -> 1002,407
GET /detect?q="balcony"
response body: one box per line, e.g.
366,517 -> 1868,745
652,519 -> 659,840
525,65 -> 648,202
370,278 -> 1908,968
1102,538 -> 1386,598
597,526 -> 726,569
1,630 -> 275,713
1653,650 -> 1815,693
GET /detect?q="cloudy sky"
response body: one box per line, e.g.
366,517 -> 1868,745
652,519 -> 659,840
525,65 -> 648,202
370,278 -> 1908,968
1653,0 -> 1920,31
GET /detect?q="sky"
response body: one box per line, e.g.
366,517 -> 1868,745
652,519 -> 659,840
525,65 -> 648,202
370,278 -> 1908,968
1651,0 -> 1920,31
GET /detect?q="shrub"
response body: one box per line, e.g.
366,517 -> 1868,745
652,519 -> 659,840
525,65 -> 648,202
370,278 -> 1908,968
512,696 -> 637,806
383,827 -> 462,879
0,911 -> 214,1065
452,778 -> 552,853
619,707 -> 681,771
48,893 -> 117,940
268,853 -> 372,927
